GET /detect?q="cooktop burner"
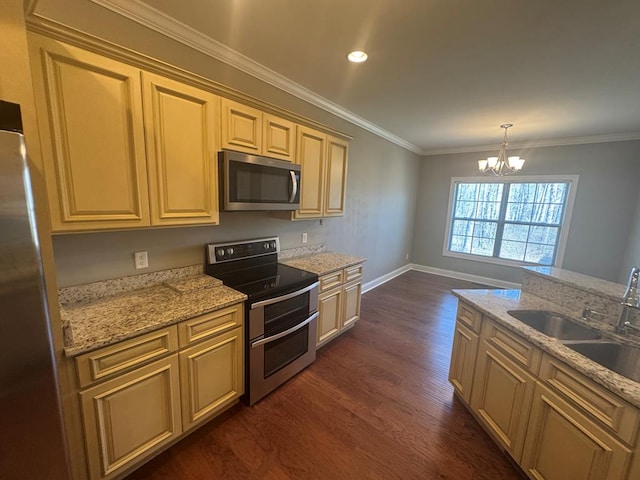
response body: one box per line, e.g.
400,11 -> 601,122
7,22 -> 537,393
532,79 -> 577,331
204,237 -> 317,302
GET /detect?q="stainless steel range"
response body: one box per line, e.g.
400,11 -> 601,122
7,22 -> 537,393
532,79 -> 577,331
205,237 -> 318,405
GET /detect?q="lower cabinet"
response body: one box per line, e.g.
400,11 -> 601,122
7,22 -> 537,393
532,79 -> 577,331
470,340 -> 537,462
521,383 -> 632,480
80,356 -> 182,479
179,327 -> 243,431
449,300 -> 639,480
316,263 -> 363,347
77,304 -> 244,479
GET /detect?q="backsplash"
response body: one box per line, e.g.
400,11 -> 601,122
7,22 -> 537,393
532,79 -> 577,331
522,266 -> 640,336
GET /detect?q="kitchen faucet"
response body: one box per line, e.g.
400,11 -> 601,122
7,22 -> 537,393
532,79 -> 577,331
615,267 -> 640,334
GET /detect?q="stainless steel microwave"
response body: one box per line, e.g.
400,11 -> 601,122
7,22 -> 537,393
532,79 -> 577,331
219,150 -> 301,211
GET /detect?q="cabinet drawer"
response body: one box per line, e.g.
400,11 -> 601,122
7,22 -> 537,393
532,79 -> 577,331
540,354 -> 640,445
320,270 -> 343,293
457,301 -> 482,334
76,326 -> 178,388
178,303 -> 243,347
481,320 -> 541,374
344,264 -> 363,283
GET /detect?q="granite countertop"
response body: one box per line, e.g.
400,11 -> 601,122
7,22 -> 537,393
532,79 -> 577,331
452,288 -> 640,409
62,275 -> 246,357
523,266 -> 627,303
280,252 -> 366,276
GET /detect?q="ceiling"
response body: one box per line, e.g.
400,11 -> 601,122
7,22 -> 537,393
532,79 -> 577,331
37,0 -> 640,154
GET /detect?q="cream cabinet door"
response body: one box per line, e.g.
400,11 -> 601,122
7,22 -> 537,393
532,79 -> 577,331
294,126 -> 326,219
448,322 -> 479,404
470,343 -> 536,463
521,383 -> 632,480
28,33 -> 150,231
80,356 -> 181,479
263,113 -> 296,161
179,327 -> 243,431
317,287 -> 342,346
142,72 -> 220,226
220,98 -> 262,154
324,135 -> 348,216
342,280 -> 362,329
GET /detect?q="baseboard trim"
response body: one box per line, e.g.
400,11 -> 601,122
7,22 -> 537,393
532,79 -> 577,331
362,263 -> 520,294
362,264 -> 412,294
411,264 -> 521,289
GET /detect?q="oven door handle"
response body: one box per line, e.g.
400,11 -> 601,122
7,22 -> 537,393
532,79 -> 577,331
250,281 -> 319,310
251,312 -> 318,349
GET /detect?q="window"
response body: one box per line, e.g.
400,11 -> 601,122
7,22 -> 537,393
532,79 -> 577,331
444,176 -> 578,267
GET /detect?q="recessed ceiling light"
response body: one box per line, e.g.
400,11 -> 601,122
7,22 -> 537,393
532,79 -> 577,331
347,50 -> 368,63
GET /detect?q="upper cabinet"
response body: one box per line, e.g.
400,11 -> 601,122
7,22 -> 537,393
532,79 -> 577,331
28,34 -> 221,232
28,33 -> 349,232
293,126 -> 348,219
142,73 -> 220,226
29,34 -> 151,231
221,99 -> 296,162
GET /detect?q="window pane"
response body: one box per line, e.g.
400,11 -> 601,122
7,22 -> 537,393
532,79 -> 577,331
454,201 -> 477,218
503,223 -> 530,242
456,183 -> 479,201
532,203 -> 564,224
473,221 -> 497,239
500,241 -> 526,261
474,201 -> 501,220
450,235 -> 471,253
529,226 -> 558,245
509,183 -> 537,202
535,183 -> 567,204
524,244 -> 555,265
505,202 -> 533,222
452,220 -> 475,236
478,183 -> 503,201
471,237 -> 494,256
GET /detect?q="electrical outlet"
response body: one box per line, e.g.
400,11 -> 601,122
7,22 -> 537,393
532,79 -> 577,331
406,253 -> 409,260
134,251 -> 149,269
302,232 -> 308,244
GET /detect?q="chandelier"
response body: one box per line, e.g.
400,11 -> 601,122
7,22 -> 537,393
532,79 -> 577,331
478,123 -> 525,176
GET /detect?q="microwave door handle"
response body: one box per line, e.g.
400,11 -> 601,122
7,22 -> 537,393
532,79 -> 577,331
251,312 -> 318,348
289,170 -> 298,203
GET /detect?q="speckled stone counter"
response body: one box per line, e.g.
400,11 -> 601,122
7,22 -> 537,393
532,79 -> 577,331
61,274 -> 246,357
452,288 -> 640,409
280,252 -> 366,276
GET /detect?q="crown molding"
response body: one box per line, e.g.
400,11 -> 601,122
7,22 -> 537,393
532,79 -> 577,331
87,0 -> 422,154
421,131 -> 640,156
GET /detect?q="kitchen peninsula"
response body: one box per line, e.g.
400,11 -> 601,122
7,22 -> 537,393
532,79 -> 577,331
449,266 -> 640,480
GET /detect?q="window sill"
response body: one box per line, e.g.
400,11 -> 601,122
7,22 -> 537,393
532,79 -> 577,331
442,250 -> 554,269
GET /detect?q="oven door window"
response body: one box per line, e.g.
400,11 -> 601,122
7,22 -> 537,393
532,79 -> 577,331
263,292 -> 309,337
263,323 -> 309,378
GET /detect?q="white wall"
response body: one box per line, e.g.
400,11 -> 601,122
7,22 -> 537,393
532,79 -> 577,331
35,0 -> 420,287
412,141 -> 640,284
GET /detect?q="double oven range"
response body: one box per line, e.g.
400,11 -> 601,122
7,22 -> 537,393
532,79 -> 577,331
205,237 -> 318,405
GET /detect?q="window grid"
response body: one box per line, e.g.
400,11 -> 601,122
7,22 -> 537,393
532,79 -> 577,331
448,181 -> 569,266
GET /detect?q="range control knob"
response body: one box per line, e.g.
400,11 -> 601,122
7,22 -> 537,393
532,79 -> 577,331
226,247 -> 234,256
270,241 -> 277,249
263,242 -> 270,250
216,248 -> 225,258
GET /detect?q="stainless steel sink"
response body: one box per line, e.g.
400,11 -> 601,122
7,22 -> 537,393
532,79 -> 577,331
507,310 -> 602,340
565,342 -> 640,382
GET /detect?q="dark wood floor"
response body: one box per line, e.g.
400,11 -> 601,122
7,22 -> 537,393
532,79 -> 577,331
127,271 -> 523,480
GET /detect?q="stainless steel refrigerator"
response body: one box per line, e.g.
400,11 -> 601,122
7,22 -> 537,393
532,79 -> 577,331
0,100 -> 71,478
